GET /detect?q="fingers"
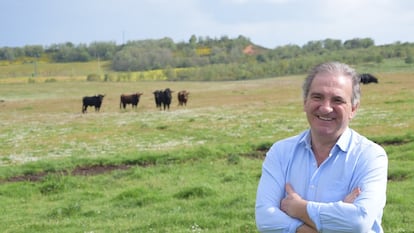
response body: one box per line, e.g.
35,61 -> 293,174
344,187 -> 361,203
352,187 -> 361,196
350,187 -> 361,200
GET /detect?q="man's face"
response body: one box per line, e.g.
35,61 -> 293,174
304,72 -> 358,141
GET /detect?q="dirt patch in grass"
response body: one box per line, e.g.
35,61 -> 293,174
4,172 -> 49,183
1,164 -> 131,183
71,164 -> 131,176
1,148 -> 267,184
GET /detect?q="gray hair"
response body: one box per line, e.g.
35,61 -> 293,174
302,62 -> 361,107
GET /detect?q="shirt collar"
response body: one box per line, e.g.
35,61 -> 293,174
300,127 -> 352,152
300,129 -> 312,150
336,127 -> 352,152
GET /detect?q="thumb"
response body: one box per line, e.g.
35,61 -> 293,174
285,183 -> 294,194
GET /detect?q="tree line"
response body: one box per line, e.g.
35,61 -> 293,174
1,35 -> 413,81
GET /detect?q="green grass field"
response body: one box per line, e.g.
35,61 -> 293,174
0,70 -> 413,232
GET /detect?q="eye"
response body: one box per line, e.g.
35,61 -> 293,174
333,97 -> 346,104
310,94 -> 322,101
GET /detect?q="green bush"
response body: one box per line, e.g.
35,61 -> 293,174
104,73 -> 116,82
86,73 -> 101,81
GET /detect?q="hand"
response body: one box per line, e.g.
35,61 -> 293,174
344,187 -> 361,203
297,224 -> 318,233
283,184 -> 361,233
281,183 -> 307,219
281,184 -> 318,231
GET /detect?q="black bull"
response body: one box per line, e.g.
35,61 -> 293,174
120,93 -> 143,109
153,88 -> 173,110
153,90 -> 163,109
359,73 -> 378,84
82,94 -> 105,113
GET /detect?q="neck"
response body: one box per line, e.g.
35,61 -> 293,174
310,136 -> 337,167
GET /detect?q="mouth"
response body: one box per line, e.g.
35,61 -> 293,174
318,115 -> 334,121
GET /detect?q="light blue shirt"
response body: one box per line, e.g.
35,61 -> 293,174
255,128 -> 388,233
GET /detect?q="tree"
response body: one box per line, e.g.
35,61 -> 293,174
405,49 -> 413,64
344,38 -> 374,49
189,35 -> 197,47
51,43 -> 91,62
0,47 -> 15,61
323,39 -> 342,50
88,41 -> 117,60
24,45 -> 43,57
302,40 -> 324,53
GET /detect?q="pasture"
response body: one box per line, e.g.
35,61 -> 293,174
0,73 -> 413,232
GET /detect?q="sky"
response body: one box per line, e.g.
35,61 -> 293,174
1,0 -> 414,49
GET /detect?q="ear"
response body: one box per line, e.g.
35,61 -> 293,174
303,98 -> 308,112
350,103 -> 359,119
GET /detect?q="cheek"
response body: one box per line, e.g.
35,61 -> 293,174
303,100 -> 312,112
304,102 -> 318,115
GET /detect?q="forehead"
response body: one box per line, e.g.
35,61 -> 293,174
310,72 -> 353,96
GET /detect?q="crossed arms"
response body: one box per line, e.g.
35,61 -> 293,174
255,146 -> 387,233
280,184 -> 361,233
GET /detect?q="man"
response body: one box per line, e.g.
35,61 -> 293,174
255,62 -> 388,233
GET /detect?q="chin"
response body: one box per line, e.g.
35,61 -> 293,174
313,127 -> 337,136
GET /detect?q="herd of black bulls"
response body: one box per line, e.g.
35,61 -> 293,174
81,73 -> 378,113
82,88 -> 190,113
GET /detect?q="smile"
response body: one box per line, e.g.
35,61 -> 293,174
318,116 -> 334,121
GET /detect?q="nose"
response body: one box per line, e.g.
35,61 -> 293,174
319,100 -> 333,114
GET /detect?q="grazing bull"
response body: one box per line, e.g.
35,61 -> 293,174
177,90 -> 190,106
153,90 -> 163,109
120,92 -> 143,110
82,94 -> 105,113
359,73 -> 378,84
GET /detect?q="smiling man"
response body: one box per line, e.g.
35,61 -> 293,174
255,62 -> 388,233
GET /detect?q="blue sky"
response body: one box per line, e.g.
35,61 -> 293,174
1,0 -> 414,49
